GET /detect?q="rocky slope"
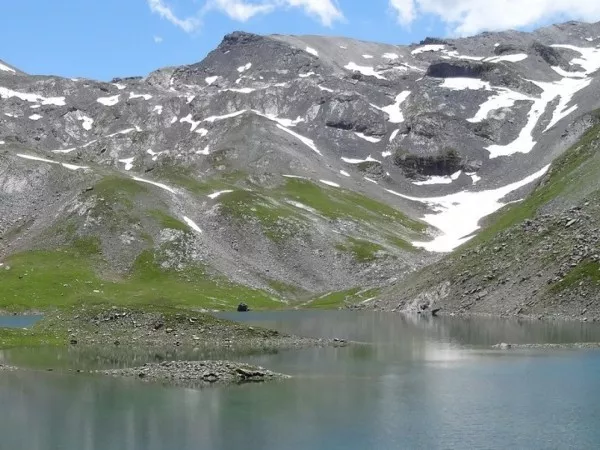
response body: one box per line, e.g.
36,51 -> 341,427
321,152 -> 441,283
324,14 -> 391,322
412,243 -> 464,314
373,112 -> 600,320
2,21 -> 600,309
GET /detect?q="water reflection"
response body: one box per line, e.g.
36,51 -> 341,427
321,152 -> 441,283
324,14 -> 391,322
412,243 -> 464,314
1,312 -> 600,449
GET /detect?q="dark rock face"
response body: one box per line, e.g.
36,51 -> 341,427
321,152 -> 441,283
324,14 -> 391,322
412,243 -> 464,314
394,148 -> 463,178
237,303 -> 249,312
419,37 -> 449,46
530,41 -> 569,67
323,94 -> 386,135
494,44 -> 524,56
427,61 -> 487,79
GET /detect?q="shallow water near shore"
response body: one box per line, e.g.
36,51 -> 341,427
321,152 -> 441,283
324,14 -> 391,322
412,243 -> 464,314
0,315 -> 42,329
2,311 -> 600,449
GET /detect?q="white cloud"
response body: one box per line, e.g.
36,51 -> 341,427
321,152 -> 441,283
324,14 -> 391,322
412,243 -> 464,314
209,0 -> 275,21
390,0 -> 600,35
149,0 -> 343,31
147,0 -> 201,32
280,0 -> 344,26
154,35 -> 164,43
389,0 -> 416,26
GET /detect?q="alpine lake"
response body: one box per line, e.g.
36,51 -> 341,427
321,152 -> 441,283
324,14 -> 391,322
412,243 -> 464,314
1,311 -> 600,450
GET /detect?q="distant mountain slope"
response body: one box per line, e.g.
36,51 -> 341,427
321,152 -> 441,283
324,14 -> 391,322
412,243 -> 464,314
1,21 -> 600,309
372,110 -> 600,320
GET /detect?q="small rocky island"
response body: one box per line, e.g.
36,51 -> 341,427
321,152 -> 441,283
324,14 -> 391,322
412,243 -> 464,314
101,360 -> 289,388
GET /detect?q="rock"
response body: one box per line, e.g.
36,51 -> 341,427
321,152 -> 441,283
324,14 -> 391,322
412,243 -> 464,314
237,303 -> 249,312
101,360 -> 289,388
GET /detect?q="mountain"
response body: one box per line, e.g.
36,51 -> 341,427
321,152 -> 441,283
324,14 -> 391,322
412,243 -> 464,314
373,111 -> 600,320
1,21 -> 600,310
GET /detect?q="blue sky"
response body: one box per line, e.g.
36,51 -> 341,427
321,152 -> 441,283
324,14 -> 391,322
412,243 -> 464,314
2,0 -> 600,80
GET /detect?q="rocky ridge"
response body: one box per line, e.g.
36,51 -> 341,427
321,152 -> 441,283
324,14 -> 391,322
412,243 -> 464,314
2,21 -> 600,308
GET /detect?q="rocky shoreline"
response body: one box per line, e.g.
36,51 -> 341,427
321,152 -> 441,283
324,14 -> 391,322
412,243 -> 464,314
39,305 -> 349,351
493,342 -> 600,350
100,360 -> 290,388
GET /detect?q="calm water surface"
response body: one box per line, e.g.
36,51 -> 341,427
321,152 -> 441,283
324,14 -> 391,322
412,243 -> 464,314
0,315 -> 42,328
1,311 -> 600,450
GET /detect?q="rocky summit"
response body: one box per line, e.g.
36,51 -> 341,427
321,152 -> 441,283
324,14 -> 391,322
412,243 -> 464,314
2,21 -> 600,311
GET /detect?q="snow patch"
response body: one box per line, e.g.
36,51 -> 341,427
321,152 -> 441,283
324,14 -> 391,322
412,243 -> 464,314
203,110 -> 247,123
282,175 -> 308,180
362,54 -> 373,59
287,201 -> 318,214
374,91 -> 411,123
183,217 -> 202,234
16,153 -> 87,171
306,47 -> 319,57
0,63 -> 15,73
412,171 -> 461,186
299,72 -> 315,78
441,78 -> 491,90
551,44 -> 600,74
383,53 -> 399,60
196,145 -> 210,155
146,149 -> 166,161
205,76 -> 218,85
79,115 -> 94,130
468,87 -> 532,123
106,128 -> 136,138
97,95 -> 120,106
119,157 -> 134,171
344,62 -> 386,80
132,177 -> 176,194
318,85 -> 334,92
355,132 -> 382,143
319,180 -> 340,188
237,63 -> 252,73
389,129 -> 400,142
208,190 -> 233,199
253,111 -> 304,127
129,92 -> 152,100
51,148 -> 77,154
484,54 -> 528,63
487,74 -> 594,157
341,155 -> 381,164
153,105 -> 163,115
381,151 -> 392,158
442,50 -> 484,61
28,114 -> 42,121
0,87 -> 65,105
196,128 -> 208,137
276,124 -> 321,155
364,177 -> 378,184
412,44 -> 445,55
221,87 -> 255,94
386,165 -> 550,252
340,170 -> 350,177
180,114 -> 201,131
113,83 -> 126,90
467,172 -> 482,184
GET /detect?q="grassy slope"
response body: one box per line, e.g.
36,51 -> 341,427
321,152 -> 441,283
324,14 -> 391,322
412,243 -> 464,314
217,178 -> 425,252
0,239 -> 282,311
380,118 -> 600,316
1,169 -> 429,313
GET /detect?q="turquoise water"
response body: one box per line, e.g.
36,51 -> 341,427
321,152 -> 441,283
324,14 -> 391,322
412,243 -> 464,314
0,315 -> 42,328
1,312 -> 600,449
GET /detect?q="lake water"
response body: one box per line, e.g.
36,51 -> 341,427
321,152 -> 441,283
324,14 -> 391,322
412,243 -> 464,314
0,315 -> 42,329
1,311 -> 600,449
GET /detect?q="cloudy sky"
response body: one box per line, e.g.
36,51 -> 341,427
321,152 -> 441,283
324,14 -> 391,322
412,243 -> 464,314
3,0 -> 600,80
